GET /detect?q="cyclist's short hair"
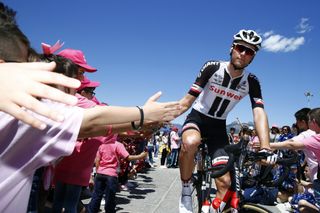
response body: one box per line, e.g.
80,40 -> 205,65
308,108 -> 320,127
294,108 -> 311,123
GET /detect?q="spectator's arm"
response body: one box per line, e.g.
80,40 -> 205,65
127,151 -> 148,161
270,140 -> 305,150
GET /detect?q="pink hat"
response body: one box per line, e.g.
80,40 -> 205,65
58,49 -> 97,72
77,76 -> 100,91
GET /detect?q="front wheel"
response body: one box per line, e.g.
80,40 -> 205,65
240,203 -> 273,213
191,173 -> 202,213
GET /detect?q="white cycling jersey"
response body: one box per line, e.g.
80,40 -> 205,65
189,61 -> 264,120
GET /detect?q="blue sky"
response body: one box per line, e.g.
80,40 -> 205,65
5,0 -> 320,127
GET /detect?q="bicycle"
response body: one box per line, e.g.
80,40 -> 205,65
191,139 -> 298,213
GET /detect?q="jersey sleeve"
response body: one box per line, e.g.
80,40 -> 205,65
188,61 -> 220,97
247,73 -> 264,109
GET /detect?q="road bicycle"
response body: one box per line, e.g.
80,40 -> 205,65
191,139 -> 298,213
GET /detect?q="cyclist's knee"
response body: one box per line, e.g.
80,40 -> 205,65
181,135 -> 201,153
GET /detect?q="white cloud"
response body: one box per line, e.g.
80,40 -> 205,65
262,32 -> 305,53
263,31 -> 274,38
296,18 -> 313,34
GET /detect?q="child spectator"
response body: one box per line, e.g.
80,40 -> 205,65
270,108 -> 320,212
87,142 -> 147,213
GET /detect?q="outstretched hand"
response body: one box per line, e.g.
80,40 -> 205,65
0,62 -> 80,130
143,91 -> 181,122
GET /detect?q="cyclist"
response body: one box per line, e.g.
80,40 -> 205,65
177,29 -> 274,212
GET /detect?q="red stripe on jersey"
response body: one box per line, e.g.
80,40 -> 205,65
212,160 -> 228,167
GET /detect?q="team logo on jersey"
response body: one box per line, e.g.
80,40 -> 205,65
213,73 -> 223,85
198,61 -> 219,78
209,84 -> 243,100
254,98 -> 264,105
236,81 -> 247,91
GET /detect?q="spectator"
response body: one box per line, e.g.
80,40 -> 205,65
228,127 -> 239,144
0,2 -> 80,129
0,4 -> 180,212
270,108 -> 320,212
168,126 -> 181,168
278,125 -> 294,142
159,132 -> 170,168
270,125 -> 280,142
154,131 -> 161,158
87,141 -> 147,213
146,137 -> 155,167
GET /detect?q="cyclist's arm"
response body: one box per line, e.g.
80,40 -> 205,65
253,107 -> 271,150
178,94 -> 197,115
270,140 -> 305,150
177,61 -> 220,116
248,73 -> 271,150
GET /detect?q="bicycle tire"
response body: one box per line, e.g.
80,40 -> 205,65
240,203 -> 273,213
191,181 -> 200,213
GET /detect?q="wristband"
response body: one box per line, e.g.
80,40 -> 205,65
131,106 -> 144,130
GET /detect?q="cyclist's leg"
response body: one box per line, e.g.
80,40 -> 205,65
179,111 -> 202,213
179,126 -> 201,181
211,149 -> 232,200
179,125 -> 201,213
204,117 -> 231,208
179,110 -> 203,182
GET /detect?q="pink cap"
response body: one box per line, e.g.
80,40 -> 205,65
58,49 -> 97,72
271,124 -> 279,129
77,76 -> 100,91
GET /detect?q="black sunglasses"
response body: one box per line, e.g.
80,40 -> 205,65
83,88 -> 96,96
233,43 -> 256,56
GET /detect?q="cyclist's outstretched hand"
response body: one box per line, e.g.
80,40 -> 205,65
143,91 -> 181,122
258,149 -> 278,164
0,62 -> 80,130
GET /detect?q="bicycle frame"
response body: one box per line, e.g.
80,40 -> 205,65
193,139 -> 297,213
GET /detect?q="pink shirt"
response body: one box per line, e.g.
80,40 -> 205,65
0,100 -> 83,213
293,129 -> 317,181
54,94 -> 117,186
302,133 -> 320,163
96,141 -> 129,177
170,131 -> 181,149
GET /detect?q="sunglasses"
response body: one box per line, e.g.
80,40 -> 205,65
83,88 -> 96,96
233,43 -> 256,56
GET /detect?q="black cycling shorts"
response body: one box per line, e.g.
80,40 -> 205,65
182,109 -> 229,165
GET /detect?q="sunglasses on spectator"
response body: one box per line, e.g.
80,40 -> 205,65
233,43 -> 256,56
83,88 -> 96,96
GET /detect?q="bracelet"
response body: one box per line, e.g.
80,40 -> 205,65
131,106 -> 144,130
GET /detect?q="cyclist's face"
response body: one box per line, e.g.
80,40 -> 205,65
231,42 -> 256,69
